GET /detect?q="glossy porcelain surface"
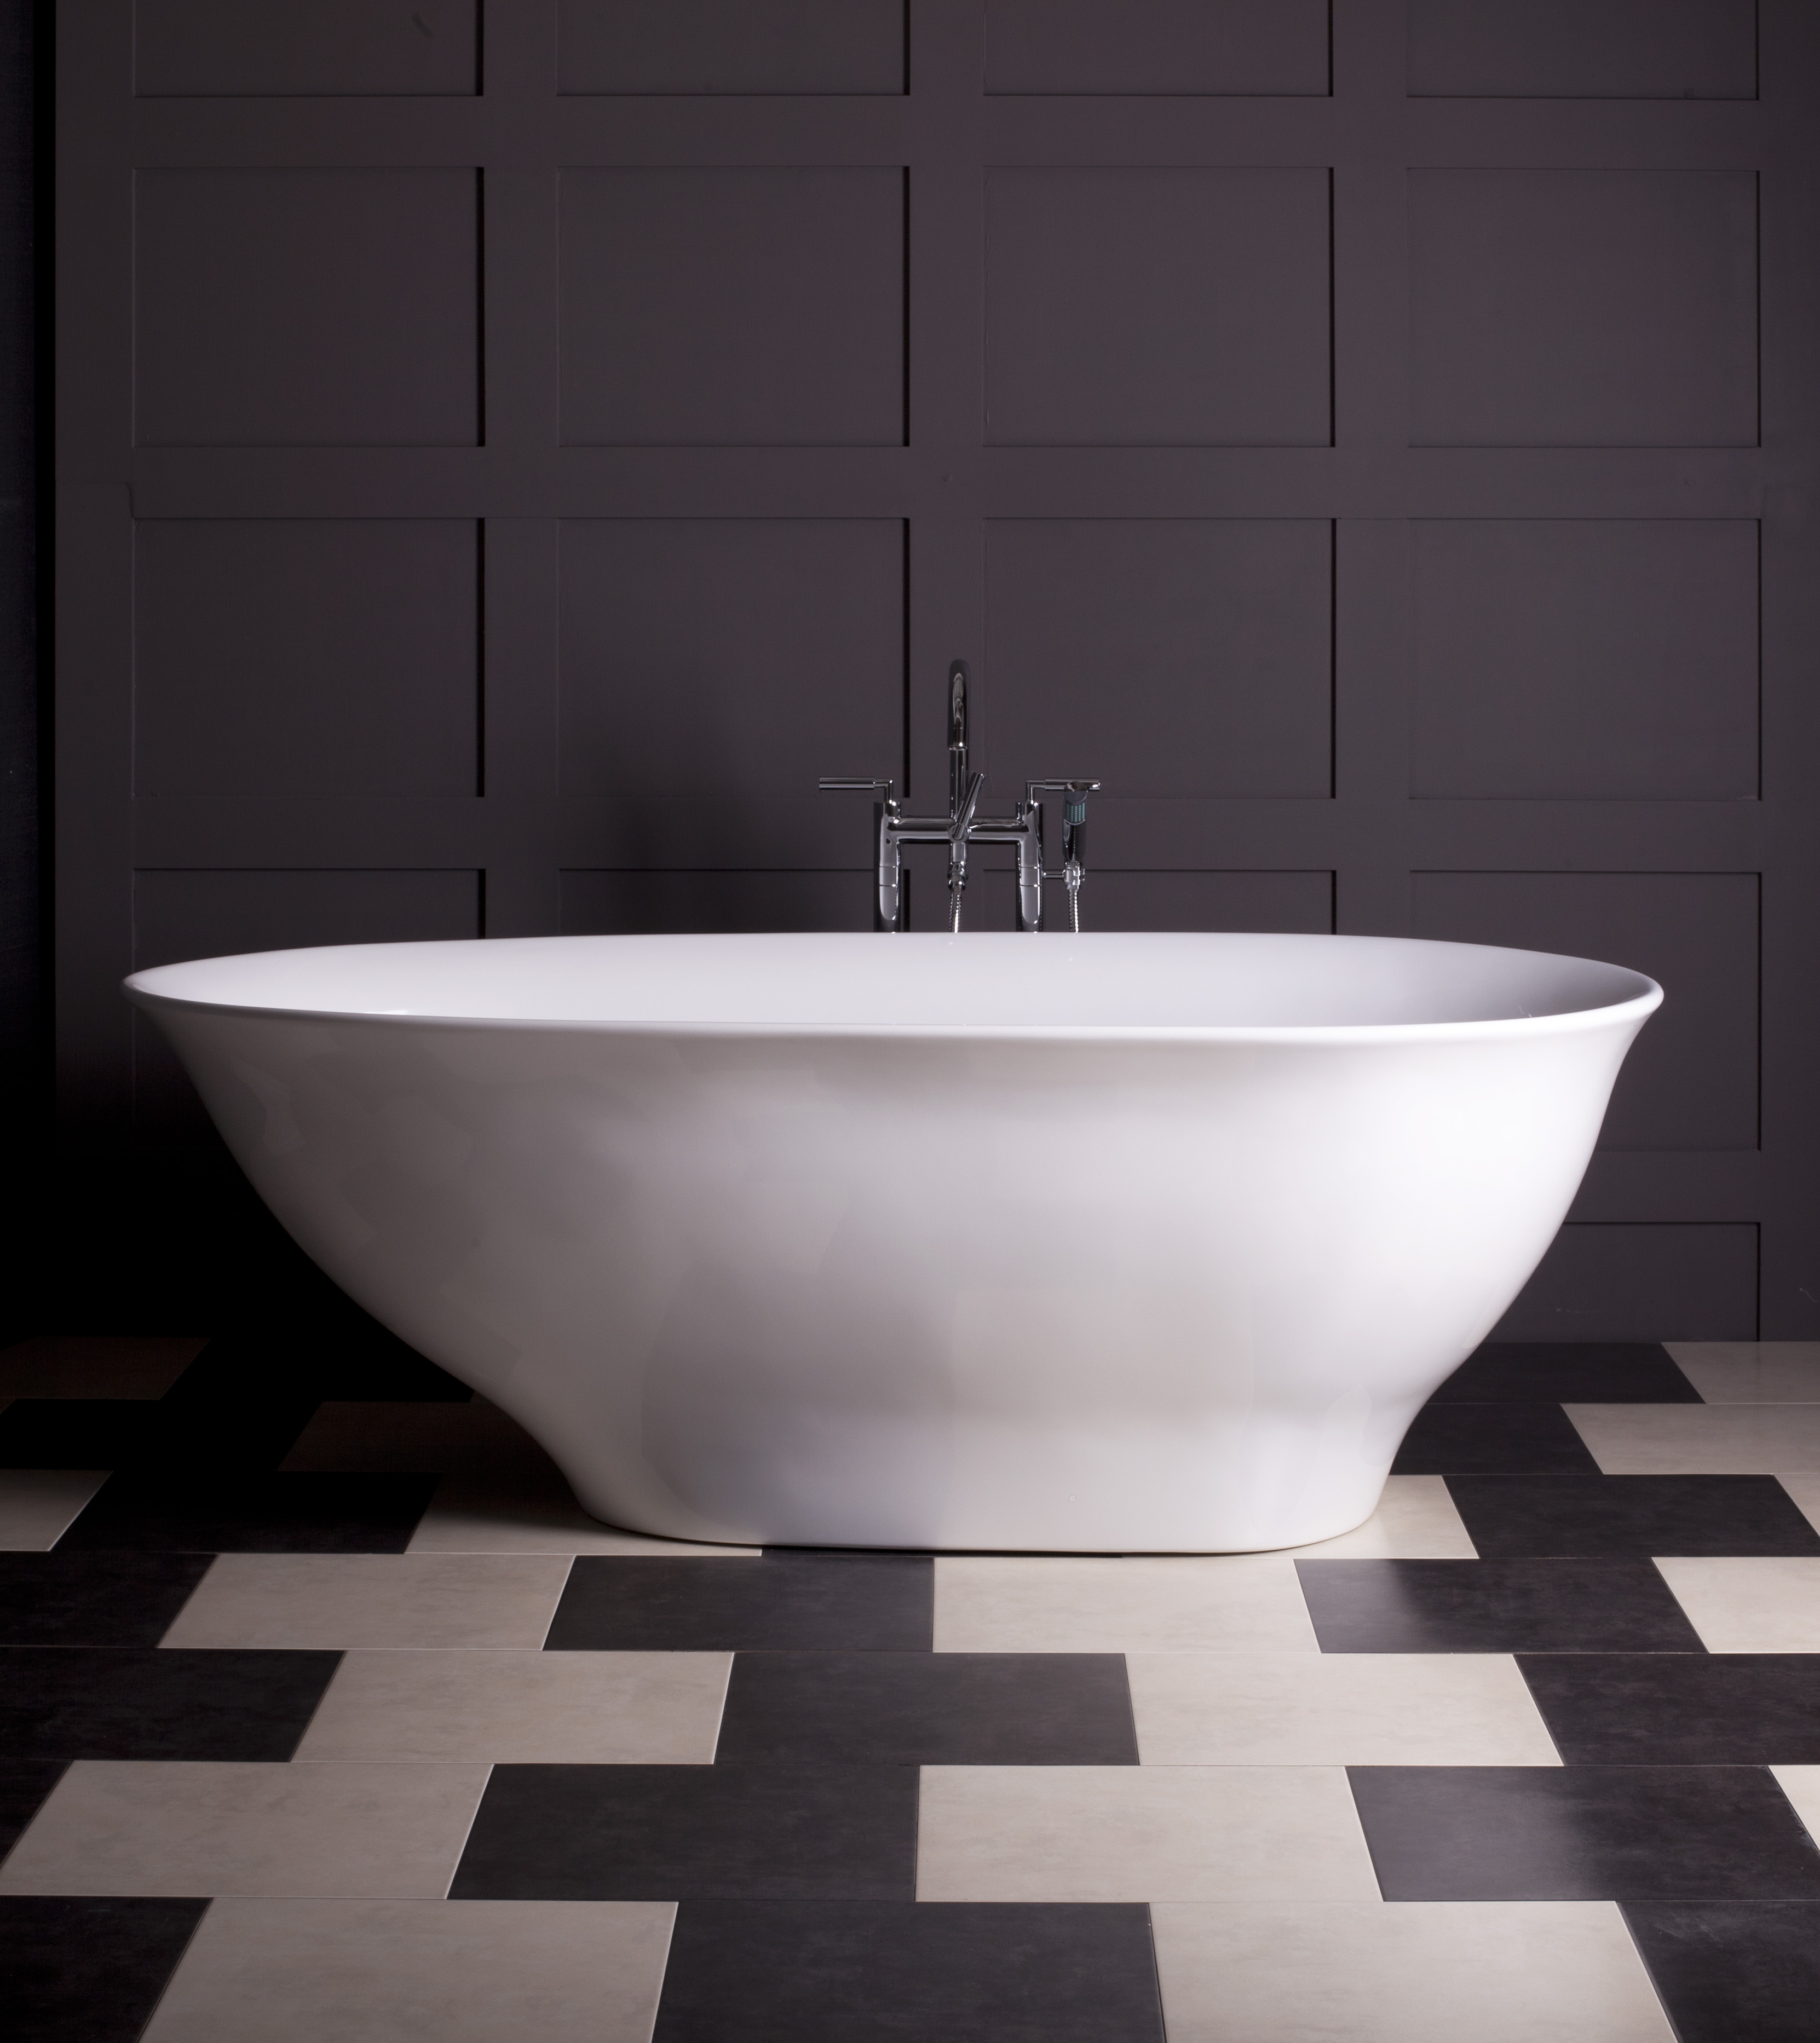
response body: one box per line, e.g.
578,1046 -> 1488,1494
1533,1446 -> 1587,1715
124,932 -> 1660,1551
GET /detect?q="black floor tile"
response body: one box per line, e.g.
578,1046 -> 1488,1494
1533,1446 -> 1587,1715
0,1648 -> 341,1761
1430,1343 -> 1701,1404
1622,1901 -> 1820,2043
1349,1765 -> 1820,1901
715,1653 -> 1138,1767
0,1896 -> 208,2043
0,1554 -> 214,1645
1444,1476 -> 1820,1558
1295,1558 -> 1705,1653
450,1763 -> 918,1901
652,1901 -> 1166,2043
169,1322 -> 473,1409
54,1470 -> 439,1553
0,1763 -> 66,1860
544,1550 -> 934,1652
1518,1655 -> 1820,1765
0,1400 -> 164,1470
1391,1403 -> 1601,1475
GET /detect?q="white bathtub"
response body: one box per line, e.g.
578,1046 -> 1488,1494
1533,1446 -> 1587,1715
125,931 -> 1659,1552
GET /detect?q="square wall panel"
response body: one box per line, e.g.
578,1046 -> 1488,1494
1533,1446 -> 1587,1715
135,0 -> 479,95
969,868 -> 1334,936
135,170 -> 479,447
561,872 -> 874,933
985,0 -> 1329,95
560,169 -> 905,446
1494,1225 -> 1759,1341
558,521 -> 903,797
1408,170 -> 1757,447
986,169 -> 1331,446
1407,0 -> 1757,99
985,520 -> 1332,797
1411,521 -> 1758,800
133,870 -> 483,973
134,521 -> 479,798
1411,872 -> 1758,1152
558,0 -> 905,93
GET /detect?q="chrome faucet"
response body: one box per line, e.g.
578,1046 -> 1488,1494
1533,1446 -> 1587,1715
820,660 -> 1100,933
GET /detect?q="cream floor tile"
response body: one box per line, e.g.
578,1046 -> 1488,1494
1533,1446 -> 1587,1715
0,1334 -> 204,1399
1564,1403 -> 1820,1474
1651,1556 -> 1820,1652
406,1466 -> 760,1558
1771,1765 -> 1820,1845
293,1649 -> 731,1763
1781,1473 -> 1820,1537
142,1898 -> 674,2043
0,1761 -> 490,1898
1150,1901 -> 1673,2042
1128,1653 -> 1561,1767
159,1553 -> 573,1650
933,1554 -> 1318,1653
281,1399 -> 555,1476
915,1765 -> 1378,1902
1665,1341 -> 1820,1404
0,1468 -> 109,1549
1279,1475 -> 1478,1559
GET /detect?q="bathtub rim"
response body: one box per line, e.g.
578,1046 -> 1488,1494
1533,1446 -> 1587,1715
122,930 -> 1663,1049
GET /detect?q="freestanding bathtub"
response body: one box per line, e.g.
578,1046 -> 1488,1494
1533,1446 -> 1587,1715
125,931 -> 1659,1552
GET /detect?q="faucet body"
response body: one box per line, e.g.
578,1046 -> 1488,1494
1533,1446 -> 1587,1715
821,661 -> 1099,933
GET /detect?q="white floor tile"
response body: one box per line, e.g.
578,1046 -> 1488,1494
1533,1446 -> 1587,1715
281,1399 -> 555,1476
292,1649 -> 730,1763
1128,1654 -> 1560,1767
0,1762 -> 491,1898
1772,1765 -> 1820,1845
406,1466 -> 760,1557
933,1554 -> 1318,1654
1150,1900 -> 1674,2042
0,1468 -> 109,1549
159,1553 -> 574,1650
1564,1403 -> 1820,1474
1665,1342 -> 1820,1404
1781,1473 -> 1820,1538
915,1765 -> 1378,1902
0,1335 -> 204,1399
1651,1556 -> 1820,1652
141,1898 -> 675,2043
1279,1475 -> 1478,1559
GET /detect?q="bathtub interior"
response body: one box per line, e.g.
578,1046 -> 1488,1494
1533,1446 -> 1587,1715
123,930 -> 1659,1035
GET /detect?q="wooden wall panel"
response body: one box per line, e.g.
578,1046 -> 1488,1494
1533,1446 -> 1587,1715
1410,520 -> 1759,800
557,520 -> 905,798
984,0 -> 1331,96
1408,170 -> 1759,447
985,520 -> 1332,797
54,0 -> 1820,1336
1407,0 -> 1757,100
134,521 -> 480,798
135,0 -> 479,97
559,169 -> 906,447
558,0 -> 906,95
134,170 -> 481,448
984,169 -> 1332,446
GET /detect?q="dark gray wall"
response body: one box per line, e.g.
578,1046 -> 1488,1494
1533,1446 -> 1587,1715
1,0 -> 39,1340
53,0 -> 1820,1337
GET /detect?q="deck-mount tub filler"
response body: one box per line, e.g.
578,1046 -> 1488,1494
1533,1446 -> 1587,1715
125,931 -> 1660,1553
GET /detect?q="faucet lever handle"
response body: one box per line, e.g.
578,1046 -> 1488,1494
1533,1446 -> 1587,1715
820,777 -> 896,805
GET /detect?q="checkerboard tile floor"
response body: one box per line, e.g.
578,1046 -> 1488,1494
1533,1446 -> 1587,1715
3,1326 -> 1820,2040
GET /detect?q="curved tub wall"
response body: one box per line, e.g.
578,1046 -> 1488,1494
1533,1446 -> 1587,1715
129,933 -> 1658,1553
